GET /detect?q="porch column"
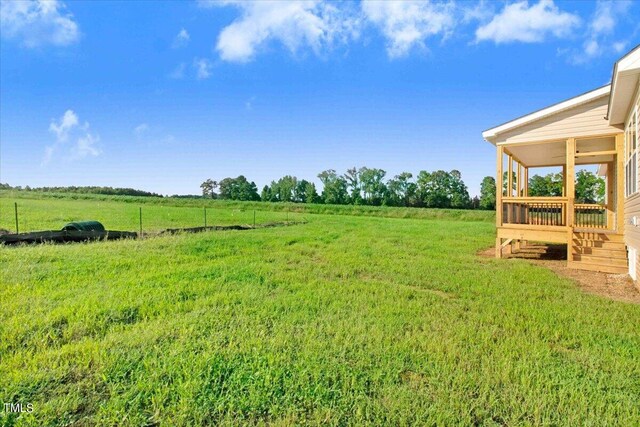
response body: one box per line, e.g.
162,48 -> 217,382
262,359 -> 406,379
507,154 -> 513,197
496,146 -> 504,258
606,161 -> 615,229
566,138 -> 576,262
616,134 -> 625,232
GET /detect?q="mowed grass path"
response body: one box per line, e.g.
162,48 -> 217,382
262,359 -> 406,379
1,197 -> 639,425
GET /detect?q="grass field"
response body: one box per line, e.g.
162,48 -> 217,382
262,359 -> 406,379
0,190 -> 494,233
1,193 -> 639,426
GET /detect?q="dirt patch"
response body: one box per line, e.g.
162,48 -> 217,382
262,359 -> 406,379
478,245 -> 640,304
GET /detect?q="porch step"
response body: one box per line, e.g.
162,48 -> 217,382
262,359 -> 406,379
572,231 -> 624,243
572,246 -> 627,257
567,261 -> 628,274
571,239 -> 626,250
571,232 -> 627,274
572,254 -> 627,267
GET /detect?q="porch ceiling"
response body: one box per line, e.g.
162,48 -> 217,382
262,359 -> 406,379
503,137 -> 616,167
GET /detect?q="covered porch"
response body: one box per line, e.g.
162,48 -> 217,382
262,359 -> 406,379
495,133 -> 625,271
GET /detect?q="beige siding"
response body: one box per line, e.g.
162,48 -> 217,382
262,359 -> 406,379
624,81 -> 640,286
494,95 -> 620,144
624,193 -> 640,252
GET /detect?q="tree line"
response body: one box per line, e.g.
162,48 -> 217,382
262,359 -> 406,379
478,170 -> 605,210
0,183 -> 163,198
0,167 -> 605,210
202,168 -> 605,210
202,168 -> 476,208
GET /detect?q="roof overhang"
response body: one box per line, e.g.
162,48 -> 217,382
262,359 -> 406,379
482,85 -> 611,144
607,45 -> 640,125
502,136 -> 616,168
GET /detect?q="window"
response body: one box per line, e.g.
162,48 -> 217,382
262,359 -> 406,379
626,107 -> 638,197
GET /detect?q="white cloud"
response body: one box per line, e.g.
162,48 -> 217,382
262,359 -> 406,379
169,62 -> 187,79
172,28 -> 190,48
567,0 -> 632,64
461,1 -> 494,24
0,0 -> 79,48
362,0 -> 456,58
590,0 -> 622,34
202,0 -> 359,62
613,41 -> 627,54
134,123 -> 149,137
48,109 -> 78,141
72,133 -> 101,160
44,110 -> 100,164
475,0 -> 580,44
193,57 -> 212,79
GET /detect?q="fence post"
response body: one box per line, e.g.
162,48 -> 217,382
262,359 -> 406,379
204,207 -> 207,228
139,207 -> 143,239
14,202 -> 19,234
253,210 -> 256,228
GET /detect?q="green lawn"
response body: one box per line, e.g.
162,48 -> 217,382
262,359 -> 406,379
1,194 -> 639,426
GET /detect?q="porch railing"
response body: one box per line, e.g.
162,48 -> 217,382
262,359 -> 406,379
502,197 -> 567,227
574,204 -> 608,229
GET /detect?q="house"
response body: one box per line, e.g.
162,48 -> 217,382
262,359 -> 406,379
482,45 -> 639,279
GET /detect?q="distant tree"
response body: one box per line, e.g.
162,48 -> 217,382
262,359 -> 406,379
200,179 -> 218,198
449,170 -> 472,208
471,196 -> 480,209
269,175 -> 297,202
318,169 -> 348,205
261,185 -> 272,202
359,167 -> 387,205
479,176 -> 496,210
303,181 -> 321,204
218,176 -> 260,201
293,179 -> 319,203
417,170 -> 450,208
386,172 -> 415,207
417,170 -> 471,209
528,173 -> 563,197
344,167 -> 363,204
575,170 -> 605,204
502,171 -> 518,196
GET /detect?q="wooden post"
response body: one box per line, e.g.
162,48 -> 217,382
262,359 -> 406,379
566,138 -> 576,263
606,161 -> 615,229
516,161 -> 522,197
514,160 -> 522,252
507,155 -> 513,197
615,133 -> 625,233
496,146 -> 504,258
14,202 -> 19,234
524,167 -> 529,197
253,210 -> 256,228
204,207 -> 207,228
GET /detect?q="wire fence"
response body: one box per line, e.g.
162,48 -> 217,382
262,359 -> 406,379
3,202 -> 303,236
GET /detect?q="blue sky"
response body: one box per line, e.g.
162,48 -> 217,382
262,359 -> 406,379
1,0 -> 639,197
